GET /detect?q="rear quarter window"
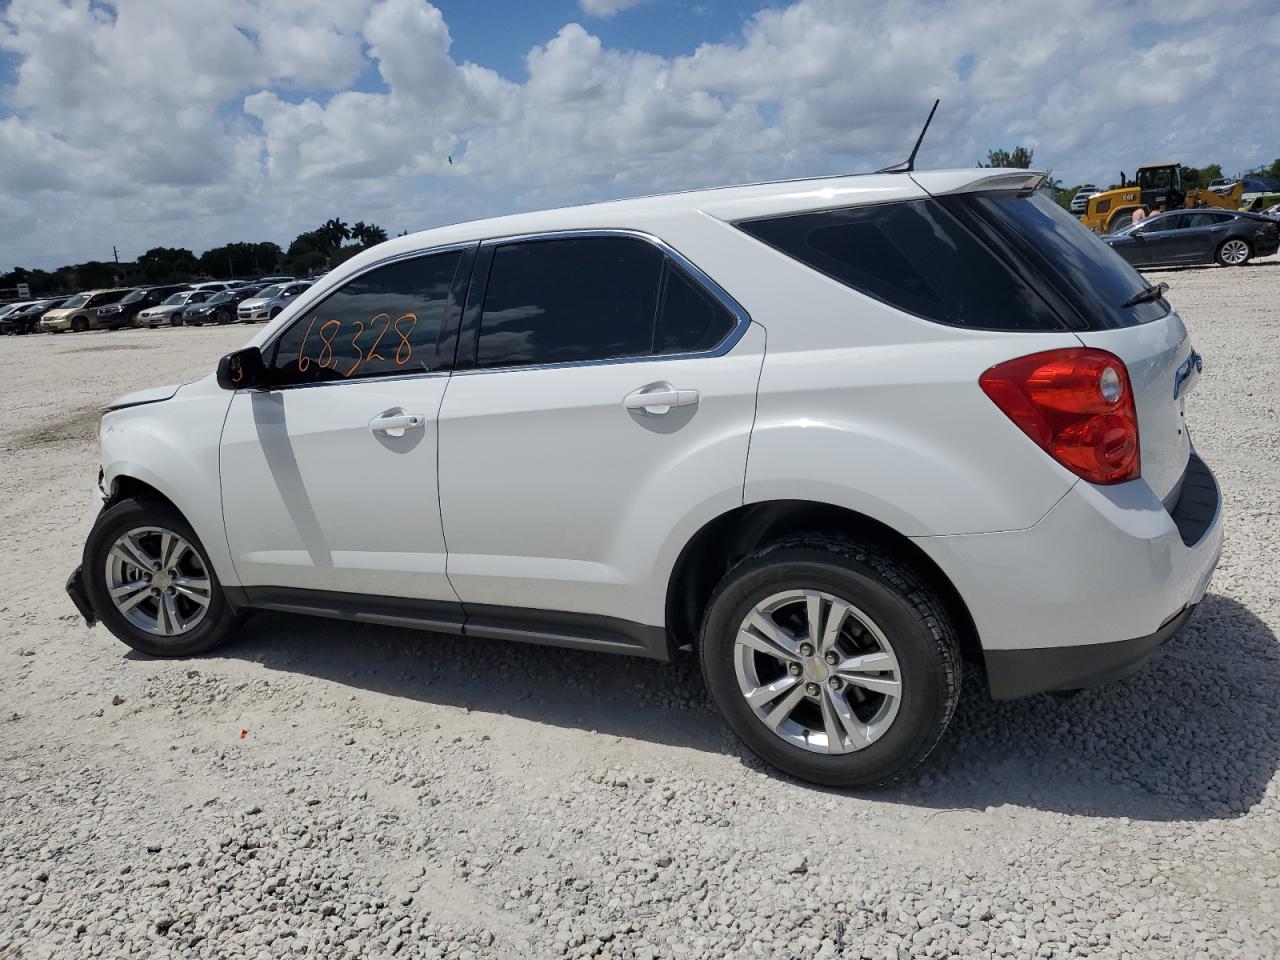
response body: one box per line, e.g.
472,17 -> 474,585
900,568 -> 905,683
737,200 -> 1067,332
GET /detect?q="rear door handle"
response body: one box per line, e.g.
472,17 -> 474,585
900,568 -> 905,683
369,412 -> 425,437
623,384 -> 699,415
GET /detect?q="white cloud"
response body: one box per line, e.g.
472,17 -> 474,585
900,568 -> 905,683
1,0 -> 1277,268
579,0 -> 646,18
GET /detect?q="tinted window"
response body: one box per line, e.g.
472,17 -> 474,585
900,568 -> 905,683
739,200 -> 1064,331
477,237 -> 663,368
944,191 -> 1169,327
270,252 -> 461,385
1141,214 -> 1183,231
658,264 -> 735,354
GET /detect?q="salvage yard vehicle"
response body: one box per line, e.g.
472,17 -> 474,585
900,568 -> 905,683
136,289 -> 213,327
41,288 -> 132,332
1103,209 -> 1280,267
68,168 -> 1222,788
1080,163 -> 1244,234
0,297 -> 65,335
236,280 -> 311,322
98,284 -> 191,329
182,287 -> 262,326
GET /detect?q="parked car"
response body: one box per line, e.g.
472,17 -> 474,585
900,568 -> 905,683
41,288 -> 133,332
1069,183 -> 1098,214
253,275 -> 293,286
1,297 -> 67,335
1207,178 -> 1234,194
182,287 -> 262,326
136,290 -> 215,327
67,168 -> 1221,788
0,300 -> 33,323
236,281 -> 311,322
1102,208 -> 1280,267
96,284 -> 192,329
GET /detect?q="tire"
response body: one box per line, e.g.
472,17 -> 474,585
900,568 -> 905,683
1109,211 -> 1134,233
82,496 -> 239,657
217,309 -> 231,325
70,316 -> 88,333
1216,238 -> 1252,267
170,312 -> 183,327
699,535 -> 961,788
268,307 -> 281,321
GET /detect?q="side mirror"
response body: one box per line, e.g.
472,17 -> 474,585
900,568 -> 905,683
216,346 -> 268,390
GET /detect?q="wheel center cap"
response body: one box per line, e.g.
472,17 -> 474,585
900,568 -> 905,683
805,659 -> 831,683
152,571 -> 172,590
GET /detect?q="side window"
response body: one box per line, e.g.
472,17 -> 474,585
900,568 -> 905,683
657,263 -> 735,354
476,236 -> 663,368
270,251 -> 462,385
738,200 -> 1064,331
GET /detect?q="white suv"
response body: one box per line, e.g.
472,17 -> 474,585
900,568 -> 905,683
68,169 -> 1222,787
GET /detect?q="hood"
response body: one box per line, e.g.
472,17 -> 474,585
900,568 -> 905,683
43,306 -> 79,318
240,297 -> 270,308
104,383 -> 182,412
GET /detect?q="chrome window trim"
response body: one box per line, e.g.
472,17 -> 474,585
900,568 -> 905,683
461,228 -> 752,375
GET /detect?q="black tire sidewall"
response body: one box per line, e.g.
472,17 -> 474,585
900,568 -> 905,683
83,498 -> 236,657
701,550 -> 955,788
1217,239 -> 1251,266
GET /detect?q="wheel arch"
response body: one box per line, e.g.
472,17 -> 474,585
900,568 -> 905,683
664,499 -> 982,667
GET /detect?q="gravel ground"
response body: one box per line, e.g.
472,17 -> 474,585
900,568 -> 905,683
2,257 -> 1279,960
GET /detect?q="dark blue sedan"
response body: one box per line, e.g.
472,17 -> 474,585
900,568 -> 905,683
1102,209 -> 1279,267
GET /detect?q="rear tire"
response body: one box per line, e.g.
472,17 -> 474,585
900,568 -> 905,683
1216,238 -> 1252,266
83,496 -> 239,657
699,535 -> 961,788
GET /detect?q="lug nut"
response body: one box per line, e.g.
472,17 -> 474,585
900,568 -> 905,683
828,677 -> 843,691
824,651 -> 839,665
804,682 -> 820,696
151,588 -> 161,597
799,643 -> 814,657
788,662 -> 802,676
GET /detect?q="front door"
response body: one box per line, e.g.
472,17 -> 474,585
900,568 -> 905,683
437,234 -> 764,629
220,247 -> 472,602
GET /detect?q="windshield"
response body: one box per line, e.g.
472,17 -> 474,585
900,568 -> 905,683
941,190 -> 1169,328
61,294 -> 89,307
121,289 -> 147,303
161,293 -> 188,305
255,284 -> 284,299
208,291 -> 233,304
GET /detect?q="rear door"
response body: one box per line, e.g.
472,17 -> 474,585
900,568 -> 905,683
1172,211 -> 1230,263
437,232 -> 763,627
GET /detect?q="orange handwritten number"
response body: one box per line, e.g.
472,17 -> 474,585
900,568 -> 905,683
317,319 -> 340,368
366,313 -> 391,363
345,320 -> 365,378
297,316 -> 316,373
394,312 -> 417,366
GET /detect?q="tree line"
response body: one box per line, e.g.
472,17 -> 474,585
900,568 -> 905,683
2,218 -> 394,298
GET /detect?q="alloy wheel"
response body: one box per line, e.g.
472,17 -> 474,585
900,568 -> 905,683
104,526 -> 212,636
734,589 -> 902,754
1220,239 -> 1249,265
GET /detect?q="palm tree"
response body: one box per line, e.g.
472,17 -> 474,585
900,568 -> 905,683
321,218 -> 350,251
351,221 -> 389,247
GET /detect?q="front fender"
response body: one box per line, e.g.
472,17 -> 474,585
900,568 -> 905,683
100,377 -> 236,585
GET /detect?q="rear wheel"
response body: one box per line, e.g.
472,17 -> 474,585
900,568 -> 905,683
1216,238 -> 1252,266
83,497 -> 238,657
70,316 -> 88,333
699,535 -> 961,788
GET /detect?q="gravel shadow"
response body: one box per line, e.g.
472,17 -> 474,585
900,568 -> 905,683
197,593 -> 1277,821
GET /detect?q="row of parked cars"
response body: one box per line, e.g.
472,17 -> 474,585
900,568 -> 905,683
0,277 -> 316,335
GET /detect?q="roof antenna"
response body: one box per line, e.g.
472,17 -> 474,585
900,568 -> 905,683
876,99 -> 940,174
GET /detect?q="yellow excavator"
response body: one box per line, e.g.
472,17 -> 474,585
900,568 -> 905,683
1080,163 -> 1245,234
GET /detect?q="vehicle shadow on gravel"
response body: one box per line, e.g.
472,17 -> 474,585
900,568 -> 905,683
205,593 -> 1277,822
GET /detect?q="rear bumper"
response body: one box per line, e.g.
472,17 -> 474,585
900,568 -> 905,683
913,450 -> 1222,698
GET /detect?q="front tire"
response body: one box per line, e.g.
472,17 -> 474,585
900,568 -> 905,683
83,497 -> 238,657
699,536 -> 961,788
170,312 -> 183,326
1109,211 -> 1135,233
70,316 -> 88,333
1216,238 -> 1252,266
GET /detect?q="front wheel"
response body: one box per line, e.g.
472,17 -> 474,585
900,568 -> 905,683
82,497 -> 239,657
70,317 -> 89,333
1216,238 -> 1252,266
700,536 -> 961,788
1109,211 -> 1134,233
169,313 -> 183,326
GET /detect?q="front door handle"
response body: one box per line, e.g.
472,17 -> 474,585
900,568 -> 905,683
370,411 -> 425,437
623,384 -> 699,415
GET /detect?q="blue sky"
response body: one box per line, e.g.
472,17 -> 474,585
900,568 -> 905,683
1,0 -> 1277,269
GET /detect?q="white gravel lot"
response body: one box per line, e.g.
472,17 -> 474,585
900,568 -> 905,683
2,256 -> 1279,960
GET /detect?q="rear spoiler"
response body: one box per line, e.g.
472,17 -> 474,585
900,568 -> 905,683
911,170 -> 1047,197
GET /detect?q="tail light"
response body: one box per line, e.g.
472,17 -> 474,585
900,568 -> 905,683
979,348 -> 1140,484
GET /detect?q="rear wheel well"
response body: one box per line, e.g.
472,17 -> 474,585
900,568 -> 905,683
665,500 -> 982,666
